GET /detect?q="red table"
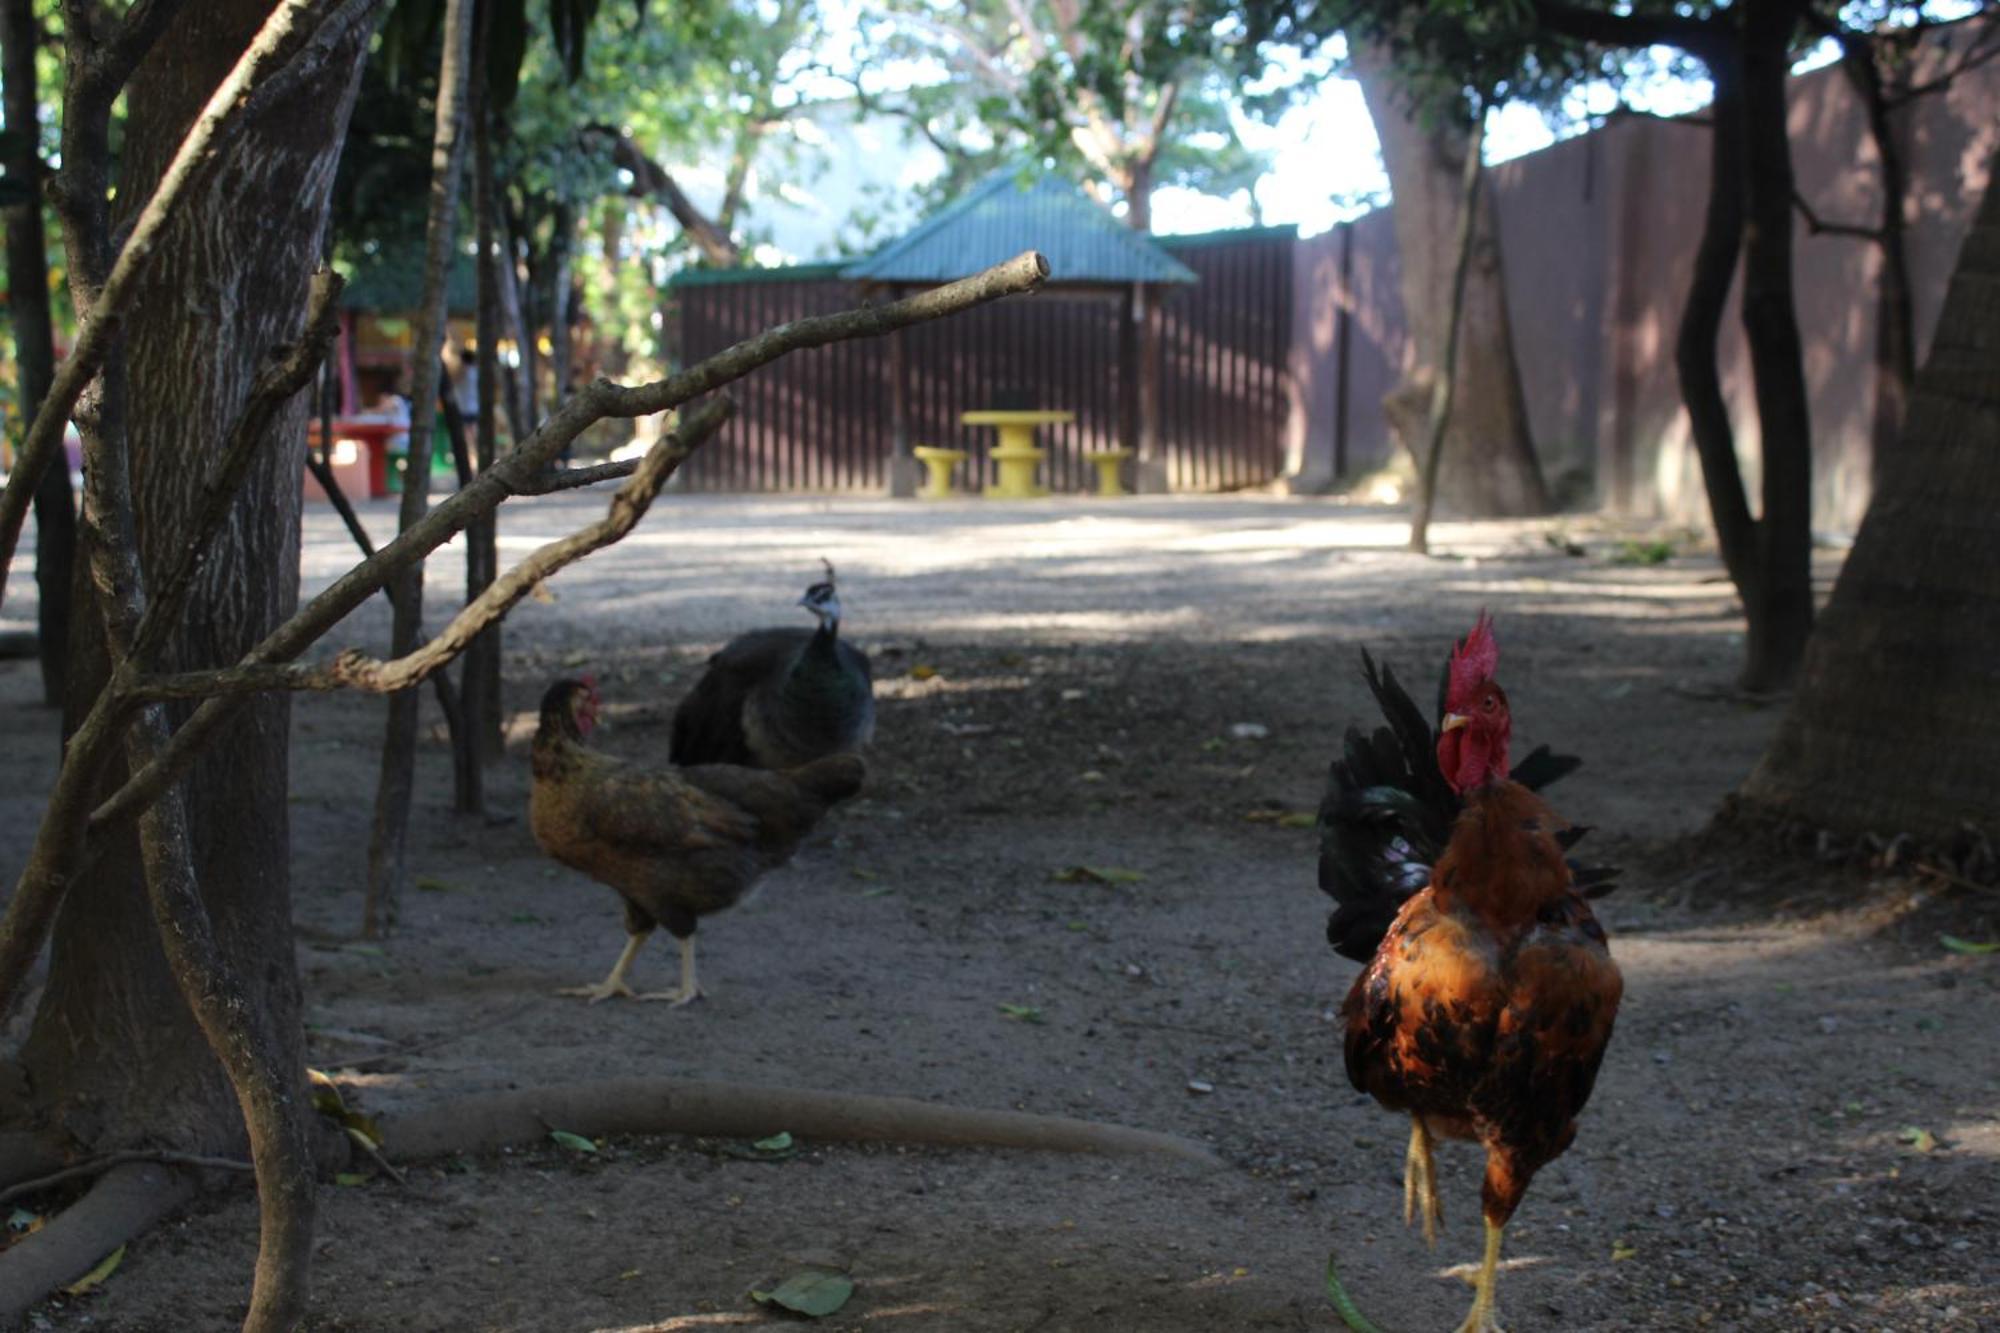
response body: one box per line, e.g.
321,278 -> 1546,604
307,419 -> 403,499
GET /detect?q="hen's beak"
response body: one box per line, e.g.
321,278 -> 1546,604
1440,712 -> 1469,733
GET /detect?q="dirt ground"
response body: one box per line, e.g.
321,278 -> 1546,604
1,494 -> 1996,1332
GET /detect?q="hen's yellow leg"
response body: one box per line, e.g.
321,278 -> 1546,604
1403,1117 -> 1443,1245
1452,1218 -> 1506,1333
558,931 -> 649,1004
637,934 -> 705,1007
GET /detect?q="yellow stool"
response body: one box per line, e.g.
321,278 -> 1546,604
987,445 -> 1049,499
1086,448 -> 1133,496
912,445 -> 967,499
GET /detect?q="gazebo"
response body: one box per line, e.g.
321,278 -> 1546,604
842,167 -> 1196,496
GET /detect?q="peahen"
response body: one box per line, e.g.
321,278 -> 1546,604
1318,641 -> 1617,963
670,561 -> 876,770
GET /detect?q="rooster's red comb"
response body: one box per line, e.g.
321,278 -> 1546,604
1446,611 -> 1499,705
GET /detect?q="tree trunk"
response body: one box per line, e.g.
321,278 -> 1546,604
595,197 -> 629,380
364,0 -> 476,938
506,203 -> 542,427
546,199 -> 576,409
21,0 -> 371,1170
1350,36 -> 1548,518
1674,57 -> 1756,597
1839,39 -> 1916,485
1735,2 -> 1817,692
1,0 -> 74,709
1408,95 -> 1488,554
464,26 -> 503,767
1738,145 -> 2000,840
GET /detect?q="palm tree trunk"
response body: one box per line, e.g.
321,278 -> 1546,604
1738,145 -> 2000,841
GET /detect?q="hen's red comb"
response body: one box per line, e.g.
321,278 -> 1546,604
1446,611 -> 1499,705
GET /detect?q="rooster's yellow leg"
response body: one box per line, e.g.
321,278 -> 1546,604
557,932 -> 648,1003
637,935 -> 705,1007
1404,1117 -> 1443,1245
1451,1218 -> 1506,1333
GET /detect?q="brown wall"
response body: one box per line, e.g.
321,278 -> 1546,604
1300,29 -> 2000,533
674,35 -> 1993,522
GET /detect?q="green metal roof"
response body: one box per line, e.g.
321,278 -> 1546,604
841,168 -> 1197,287
668,260 -> 849,289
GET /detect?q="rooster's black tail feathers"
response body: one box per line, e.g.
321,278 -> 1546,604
1317,647 -> 1616,963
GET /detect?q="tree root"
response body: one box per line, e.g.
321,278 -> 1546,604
0,1149 -> 251,1209
0,1161 -> 197,1327
379,1077 -> 1222,1168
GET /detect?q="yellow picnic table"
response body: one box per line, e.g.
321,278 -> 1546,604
961,409 -> 1074,499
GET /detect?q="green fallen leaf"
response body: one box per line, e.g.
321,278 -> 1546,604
549,1129 -> 599,1154
750,1270 -> 853,1318
344,1124 -> 382,1154
1897,1126 -> 1938,1153
1940,935 -> 2000,956
63,1244 -> 124,1296
414,875 -> 455,893
753,1132 -> 794,1154
999,1003 -> 1045,1025
1277,812 -> 1317,829
1611,1240 -> 1637,1262
335,1172 -> 370,1187
1052,865 -> 1143,886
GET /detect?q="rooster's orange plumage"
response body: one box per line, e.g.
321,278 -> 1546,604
1319,616 -> 1622,1332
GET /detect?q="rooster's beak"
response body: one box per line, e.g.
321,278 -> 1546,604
1440,712 -> 1469,733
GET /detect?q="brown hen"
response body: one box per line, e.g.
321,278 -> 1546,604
531,678 -> 864,1006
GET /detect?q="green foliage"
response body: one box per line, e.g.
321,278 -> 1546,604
1218,0 -> 1987,130
852,0 -> 1271,222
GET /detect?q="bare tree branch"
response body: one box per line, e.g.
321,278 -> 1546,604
587,123 -> 741,267
1793,187 -> 1884,241
0,0 -> 348,613
0,1150 -> 252,1210
367,0 -> 477,938
1887,19 -> 2000,106
512,458 -> 644,493
87,250 -> 1049,835
130,396 -> 735,706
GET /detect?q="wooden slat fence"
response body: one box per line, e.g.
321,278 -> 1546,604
671,227 -> 1296,493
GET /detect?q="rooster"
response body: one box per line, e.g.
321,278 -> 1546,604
532,678 -> 864,1006
1318,616 -> 1622,1333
